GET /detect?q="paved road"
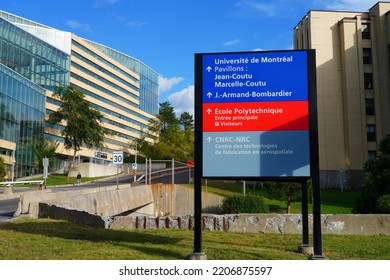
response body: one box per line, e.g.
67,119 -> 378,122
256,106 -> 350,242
0,198 -> 18,225
0,169 -> 193,224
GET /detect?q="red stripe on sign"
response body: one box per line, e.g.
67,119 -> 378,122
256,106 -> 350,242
202,101 -> 309,132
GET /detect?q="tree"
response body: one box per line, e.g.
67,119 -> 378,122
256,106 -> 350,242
132,102 -> 194,162
0,157 -> 6,182
30,135 -> 59,173
355,134 -> 390,213
264,181 -> 306,213
47,85 -> 109,180
179,112 -> 194,134
158,101 -> 180,134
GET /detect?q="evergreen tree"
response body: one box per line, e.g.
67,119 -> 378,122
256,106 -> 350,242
133,102 -> 194,162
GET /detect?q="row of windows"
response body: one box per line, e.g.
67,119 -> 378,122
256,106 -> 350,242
362,23 -> 370,40
72,51 -> 139,93
363,48 -> 372,64
364,73 -> 373,89
0,18 -> 70,89
70,72 -> 139,108
81,40 -> 159,116
45,107 -> 151,142
361,24 -> 378,156
367,124 -> 376,142
72,40 -> 140,84
69,73 -> 152,124
71,61 -> 139,104
0,64 -> 46,178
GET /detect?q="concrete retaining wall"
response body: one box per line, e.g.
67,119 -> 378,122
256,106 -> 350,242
110,214 -> 390,235
38,203 -> 111,228
17,185 -> 155,218
151,184 -> 223,216
69,162 -> 121,178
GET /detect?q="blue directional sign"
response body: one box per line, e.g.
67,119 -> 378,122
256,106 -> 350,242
195,50 -> 317,179
202,51 -> 309,103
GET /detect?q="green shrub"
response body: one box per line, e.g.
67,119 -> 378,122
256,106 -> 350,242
221,194 -> 269,214
377,194 -> 390,214
354,135 -> 390,213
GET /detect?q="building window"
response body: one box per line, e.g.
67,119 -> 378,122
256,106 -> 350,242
363,48 -> 372,64
364,73 -> 373,89
368,151 -> 377,159
365,99 -> 375,115
367,125 -> 376,142
362,23 -> 370,39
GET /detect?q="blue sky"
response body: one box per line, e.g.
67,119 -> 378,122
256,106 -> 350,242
1,0 -> 378,116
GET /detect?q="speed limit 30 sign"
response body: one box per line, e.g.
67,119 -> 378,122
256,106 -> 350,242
112,151 -> 123,165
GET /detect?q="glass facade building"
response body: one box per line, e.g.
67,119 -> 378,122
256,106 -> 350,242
0,10 -> 159,178
0,64 -> 46,178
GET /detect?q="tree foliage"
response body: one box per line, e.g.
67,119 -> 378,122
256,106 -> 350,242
264,181 -> 308,213
47,85 -> 110,179
354,134 -> 390,213
221,194 -> 269,214
132,102 -> 194,162
30,135 -> 59,173
0,157 -> 6,182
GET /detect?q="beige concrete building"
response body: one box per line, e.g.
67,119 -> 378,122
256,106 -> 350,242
294,2 -> 390,188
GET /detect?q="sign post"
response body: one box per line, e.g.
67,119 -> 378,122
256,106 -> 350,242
42,157 -> 49,189
132,163 -> 137,182
112,151 -> 123,190
187,160 -> 193,183
191,50 -> 322,259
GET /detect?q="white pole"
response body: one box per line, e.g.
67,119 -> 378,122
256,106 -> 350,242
149,158 -> 152,184
145,158 -> 148,185
172,158 -> 174,184
116,164 -> 119,190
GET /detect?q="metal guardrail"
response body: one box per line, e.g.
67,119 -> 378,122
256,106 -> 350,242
0,180 -> 44,186
136,165 -> 192,183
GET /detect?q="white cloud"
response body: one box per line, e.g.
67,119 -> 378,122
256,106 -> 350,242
235,0 -> 277,17
324,0 -> 378,11
126,20 -> 147,28
94,0 -> 119,7
167,85 -> 194,116
158,76 -> 185,93
224,39 -> 240,47
66,20 -> 92,33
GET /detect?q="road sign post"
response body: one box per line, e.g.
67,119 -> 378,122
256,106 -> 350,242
42,157 -> 49,189
192,49 -> 322,259
112,151 -> 123,190
132,163 -> 137,182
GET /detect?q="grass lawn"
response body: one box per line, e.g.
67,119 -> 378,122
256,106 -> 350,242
2,177 -> 382,260
0,218 -> 389,260
197,180 -> 360,214
19,174 -> 112,187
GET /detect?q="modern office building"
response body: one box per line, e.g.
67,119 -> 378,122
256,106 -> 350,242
294,2 -> 390,188
0,10 -> 159,179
